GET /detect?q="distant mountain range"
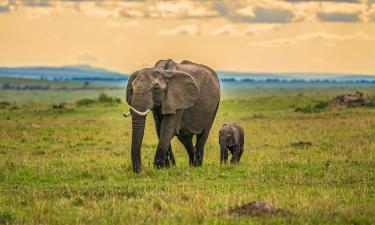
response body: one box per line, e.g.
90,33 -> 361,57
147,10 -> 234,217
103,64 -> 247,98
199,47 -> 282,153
217,71 -> 375,84
0,65 -> 374,85
0,65 -> 128,81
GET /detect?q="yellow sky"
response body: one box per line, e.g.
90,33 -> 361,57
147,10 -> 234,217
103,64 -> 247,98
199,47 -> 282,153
1,0 -> 375,74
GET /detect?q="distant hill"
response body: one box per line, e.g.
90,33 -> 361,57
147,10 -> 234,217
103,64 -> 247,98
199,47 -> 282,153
217,71 -> 375,83
0,65 -> 374,86
0,65 -> 128,81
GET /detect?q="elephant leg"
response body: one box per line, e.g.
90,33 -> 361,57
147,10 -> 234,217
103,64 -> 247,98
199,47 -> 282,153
194,129 -> 210,166
154,114 -> 177,169
152,110 -> 175,166
230,145 -> 240,164
177,134 -> 195,166
220,145 -> 228,164
237,145 -> 244,162
166,145 -> 176,166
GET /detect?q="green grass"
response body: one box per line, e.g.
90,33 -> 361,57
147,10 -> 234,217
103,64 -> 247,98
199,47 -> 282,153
0,85 -> 374,224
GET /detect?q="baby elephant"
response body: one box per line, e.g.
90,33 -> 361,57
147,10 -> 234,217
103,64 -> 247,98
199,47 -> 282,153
219,122 -> 244,164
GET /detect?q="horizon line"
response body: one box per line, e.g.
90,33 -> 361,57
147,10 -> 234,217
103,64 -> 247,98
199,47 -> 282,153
0,64 -> 374,77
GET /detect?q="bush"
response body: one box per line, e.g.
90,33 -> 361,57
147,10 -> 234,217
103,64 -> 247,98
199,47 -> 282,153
115,97 -> 121,103
76,93 -> 121,106
0,209 -> 16,224
314,101 -> 329,110
368,95 -> 375,107
76,99 -> 96,106
295,105 -> 313,113
52,102 -> 66,109
295,100 -> 329,113
0,101 -> 10,109
98,93 -> 113,103
98,93 -> 121,104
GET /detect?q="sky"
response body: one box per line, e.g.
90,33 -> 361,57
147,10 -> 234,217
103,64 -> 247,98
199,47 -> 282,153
0,0 -> 375,75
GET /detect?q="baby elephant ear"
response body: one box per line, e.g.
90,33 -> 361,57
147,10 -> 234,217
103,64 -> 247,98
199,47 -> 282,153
230,126 -> 240,145
161,70 -> 199,114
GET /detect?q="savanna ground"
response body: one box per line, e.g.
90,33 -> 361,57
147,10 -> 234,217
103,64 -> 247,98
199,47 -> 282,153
0,78 -> 374,224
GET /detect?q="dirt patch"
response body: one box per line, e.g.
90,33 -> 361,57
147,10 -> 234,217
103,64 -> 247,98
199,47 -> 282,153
329,91 -> 371,107
228,201 -> 291,217
290,141 -> 312,148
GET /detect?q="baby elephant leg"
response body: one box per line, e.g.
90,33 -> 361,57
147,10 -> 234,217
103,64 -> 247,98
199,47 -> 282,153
230,145 -> 241,164
220,145 -> 228,164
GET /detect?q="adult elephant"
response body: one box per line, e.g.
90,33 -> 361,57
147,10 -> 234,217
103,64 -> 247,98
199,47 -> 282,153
124,59 -> 220,173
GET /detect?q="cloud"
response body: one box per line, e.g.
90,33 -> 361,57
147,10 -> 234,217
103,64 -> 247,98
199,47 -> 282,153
106,20 -> 140,28
78,2 -> 120,18
212,1 -> 296,23
1,0 -> 374,23
211,24 -> 281,36
212,0 -> 372,23
285,0 -> 360,2
22,0 -> 51,7
318,12 -> 360,21
148,1 -> 218,18
158,24 -> 200,36
76,50 -> 101,63
114,34 -> 130,44
0,0 -> 11,13
249,31 -> 374,47
235,7 -> 293,23
211,26 -> 241,36
369,3 -> 375,21
0,6 -> 10,13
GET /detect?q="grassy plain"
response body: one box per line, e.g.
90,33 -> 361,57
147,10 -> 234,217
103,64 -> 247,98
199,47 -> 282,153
0,79 -> 374,224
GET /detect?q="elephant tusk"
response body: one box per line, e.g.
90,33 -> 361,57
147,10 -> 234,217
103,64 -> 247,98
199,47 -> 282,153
126,105 -> 150,117
123,105 -> 150,117
123,111 -> 131,117
130,106 -> 150,116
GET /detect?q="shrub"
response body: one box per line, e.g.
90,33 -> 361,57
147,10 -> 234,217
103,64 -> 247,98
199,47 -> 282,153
52,102 -> 66,109
0,209 -> 16,224
294,105 -> 313,113
368,95 -> 375,108
76,99 -> 96,106
98,93 -> 121,104
313,101 -> 329,110
76,93 -> 121,106
115,97 -> 121,103
98,93 -> 114,103
295,100 -> 329,113
0,101 -> 10,109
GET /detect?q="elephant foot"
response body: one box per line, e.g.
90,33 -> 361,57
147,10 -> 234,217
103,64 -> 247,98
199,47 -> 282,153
164,157 -> 174,168
154,154 -> 174,169
187,156 -> 194,167
166,150 -> 176,166
154,160 -> 167,169
220,160 -> 228,164
192,158 -> 202,167
154,156 -> 169,169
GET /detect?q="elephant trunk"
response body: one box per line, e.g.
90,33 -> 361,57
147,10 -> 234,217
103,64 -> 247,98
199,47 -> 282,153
131,114 -> 146,173
129,95 -> 150,173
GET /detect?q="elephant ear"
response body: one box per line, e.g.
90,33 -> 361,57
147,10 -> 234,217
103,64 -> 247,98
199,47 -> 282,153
161,70 -> 199,114
230,126 -> 240,146
126,71 -> 139,105
154,59 -> 177,70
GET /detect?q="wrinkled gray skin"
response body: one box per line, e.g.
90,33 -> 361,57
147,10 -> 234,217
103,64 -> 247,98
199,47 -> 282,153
126,59 -> 220,173
219,122 -> 244,164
